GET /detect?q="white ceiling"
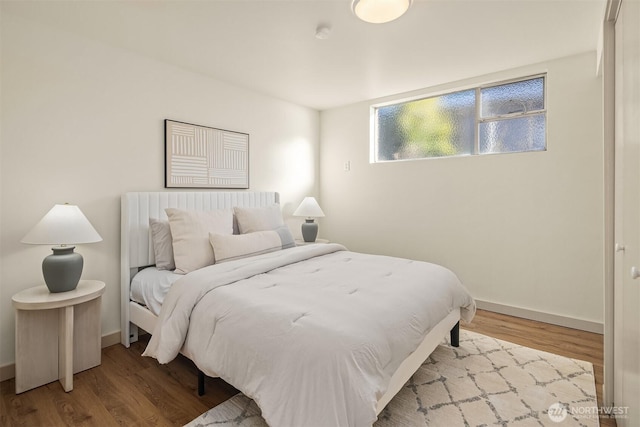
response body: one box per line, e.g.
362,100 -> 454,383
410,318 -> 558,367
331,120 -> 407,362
3,0 -> 606,110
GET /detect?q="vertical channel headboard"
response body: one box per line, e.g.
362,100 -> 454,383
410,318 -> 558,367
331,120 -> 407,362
122,191 -> 279,270
120,191 -> 279,345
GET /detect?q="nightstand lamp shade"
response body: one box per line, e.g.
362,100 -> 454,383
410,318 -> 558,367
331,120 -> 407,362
293,197 -> 325,243
21,204 -> 102,293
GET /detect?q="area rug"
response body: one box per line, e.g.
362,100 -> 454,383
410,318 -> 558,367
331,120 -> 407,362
186,330 -> 599,426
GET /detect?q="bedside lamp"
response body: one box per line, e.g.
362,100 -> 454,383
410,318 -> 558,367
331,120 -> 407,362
21,204 -> 102,293
293,197 -> 325,242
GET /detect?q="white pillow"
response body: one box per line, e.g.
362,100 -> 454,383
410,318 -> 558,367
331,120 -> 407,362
149,218 -> 175,271
233,205 -> 295,249
210,230 -> 284,263
165,208 -> 233,274
234,205 -> 285,234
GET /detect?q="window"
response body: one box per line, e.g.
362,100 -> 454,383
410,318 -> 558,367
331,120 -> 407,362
372,75 -> 546,162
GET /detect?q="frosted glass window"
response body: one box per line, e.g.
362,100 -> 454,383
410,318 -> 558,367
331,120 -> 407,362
372,74 -> 546,162
375,90 -> 475,161
481,77 -> 545,118
479,114 -> 546,154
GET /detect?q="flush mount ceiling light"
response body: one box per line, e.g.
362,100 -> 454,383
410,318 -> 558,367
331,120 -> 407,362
351,0 -> 413,24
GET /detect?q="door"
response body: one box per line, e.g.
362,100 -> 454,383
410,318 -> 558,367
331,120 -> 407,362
613,1 -> 640,425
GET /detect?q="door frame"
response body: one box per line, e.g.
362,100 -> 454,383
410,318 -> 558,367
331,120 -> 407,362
602,0 -> 621,409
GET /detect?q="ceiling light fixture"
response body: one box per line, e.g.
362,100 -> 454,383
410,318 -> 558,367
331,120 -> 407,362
351,0 -> 413,24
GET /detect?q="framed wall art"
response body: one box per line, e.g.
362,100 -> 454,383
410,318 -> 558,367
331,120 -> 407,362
165,119 -> 249,189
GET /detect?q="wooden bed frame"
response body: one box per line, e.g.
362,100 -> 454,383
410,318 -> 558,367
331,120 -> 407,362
120,191 -> 460,416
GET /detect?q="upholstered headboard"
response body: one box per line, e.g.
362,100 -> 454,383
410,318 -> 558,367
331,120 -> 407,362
121,191 -> 279,270
120,191 -> 279,345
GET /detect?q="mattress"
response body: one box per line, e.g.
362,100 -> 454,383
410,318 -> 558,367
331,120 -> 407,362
130,267 -> 182,316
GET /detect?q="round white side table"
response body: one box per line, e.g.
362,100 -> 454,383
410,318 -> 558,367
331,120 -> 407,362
12,280 -> 105,393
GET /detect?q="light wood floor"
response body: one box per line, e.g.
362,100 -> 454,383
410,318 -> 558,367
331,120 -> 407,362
1,309 -> 615,426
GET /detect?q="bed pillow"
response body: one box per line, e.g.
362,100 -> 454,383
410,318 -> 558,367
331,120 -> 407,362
149,218 -> 175,271
233,205 -> 295,249
209,230 -> 291,263
234,205 -> 285,234
165,208 -> 233,274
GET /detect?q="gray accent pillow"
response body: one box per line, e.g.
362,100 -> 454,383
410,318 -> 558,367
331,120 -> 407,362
149,218 -> 175,271
273,225 -> 295,249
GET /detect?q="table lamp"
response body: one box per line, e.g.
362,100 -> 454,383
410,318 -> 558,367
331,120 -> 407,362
293,197 -> 325,242
21,203 -> 102,293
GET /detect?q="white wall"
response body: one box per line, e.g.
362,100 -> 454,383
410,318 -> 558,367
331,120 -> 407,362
0,12 -> 320,368
320,52 -> 604,327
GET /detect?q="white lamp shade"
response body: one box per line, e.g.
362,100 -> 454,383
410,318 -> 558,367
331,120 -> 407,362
21,204 -> 103,245
293,197 -> 325,218
352,0 -> 412,24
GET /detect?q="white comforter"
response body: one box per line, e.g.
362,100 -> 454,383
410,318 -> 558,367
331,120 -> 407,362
144,244 -> 475,427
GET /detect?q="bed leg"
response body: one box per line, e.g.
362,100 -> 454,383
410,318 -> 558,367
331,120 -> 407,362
198,369 -> 205,396
450,322 -> 460,347
129,323 -> 139,344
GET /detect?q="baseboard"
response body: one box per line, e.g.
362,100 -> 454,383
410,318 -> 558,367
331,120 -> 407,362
102,331 -> 121,348
0,331 -> 123,382
475,299 -> 604,334
0,363 -> 15,383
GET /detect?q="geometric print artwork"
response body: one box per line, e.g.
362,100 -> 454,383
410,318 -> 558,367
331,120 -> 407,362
185,330 -> 600,427
165,120 -> 249,189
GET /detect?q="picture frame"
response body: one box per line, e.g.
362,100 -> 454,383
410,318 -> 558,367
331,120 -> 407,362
165,119 -> 249,189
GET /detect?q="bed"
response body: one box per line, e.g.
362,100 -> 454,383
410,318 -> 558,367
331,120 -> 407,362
121,191 -> 475,426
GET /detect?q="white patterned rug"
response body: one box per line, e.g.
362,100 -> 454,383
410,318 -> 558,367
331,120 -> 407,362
186,330 -> 599,426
